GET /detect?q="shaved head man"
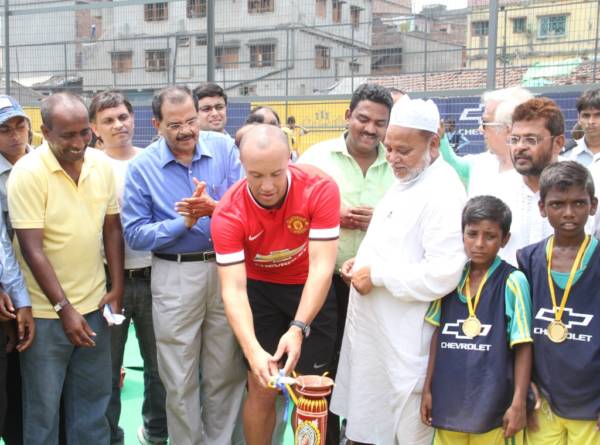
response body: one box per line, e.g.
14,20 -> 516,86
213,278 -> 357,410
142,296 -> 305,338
212,124 -> 341,444
240,125 -> 290,208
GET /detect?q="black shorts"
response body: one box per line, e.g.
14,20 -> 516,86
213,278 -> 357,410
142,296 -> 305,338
247,278 -> 337,375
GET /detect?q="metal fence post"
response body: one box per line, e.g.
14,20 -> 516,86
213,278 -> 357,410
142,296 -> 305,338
486,0 -> 499,89
424,24 -> 428,92
207,0 -> 215,82
285,27 -> 289,119
502,6 -> 507,88
4,0 -> 9,95
593,0 -> 600,82
351,25 -> 355,93
63,42 -> 68,90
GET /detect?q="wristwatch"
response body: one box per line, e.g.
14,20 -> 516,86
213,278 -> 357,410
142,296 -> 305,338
289,320 -> 311,338
53,299 -> 70,313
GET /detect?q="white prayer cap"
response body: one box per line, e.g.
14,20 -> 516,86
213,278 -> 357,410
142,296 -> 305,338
389,96 -> 440,133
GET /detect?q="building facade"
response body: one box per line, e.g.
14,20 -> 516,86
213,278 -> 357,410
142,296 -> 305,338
79,0 -> 372,97
466,0 -> 599,70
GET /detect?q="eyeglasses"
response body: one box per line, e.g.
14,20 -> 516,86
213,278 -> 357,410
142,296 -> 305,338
165,117 -> 198,132
480,121 -> 506,129
479,121 -> 507,135
507,135 -> 554,146
199,104 -> 226,113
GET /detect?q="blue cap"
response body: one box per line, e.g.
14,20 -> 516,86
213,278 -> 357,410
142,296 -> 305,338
0,95 -> 28,126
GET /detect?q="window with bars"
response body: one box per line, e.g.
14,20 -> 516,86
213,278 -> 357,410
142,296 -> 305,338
187,0 -> 207,18
196,34 -> 208,46
332,0 -> 342,23
216,46 -> 240,69
250,44 -> 275,68
176,36 -> 191,47
316,0 -> 326,18
240,85 -> 257,96
472,20 -> 489,36
315,45 -> 330,69
248,0 -> 274,13
144,3 -> 168,21
111,51 -> 133,73
538,15 -> 567,38
145,50 -> 168,72
512,17 -> 527,34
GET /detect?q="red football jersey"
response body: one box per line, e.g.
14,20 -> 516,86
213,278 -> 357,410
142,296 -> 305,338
211,164 -> 340,285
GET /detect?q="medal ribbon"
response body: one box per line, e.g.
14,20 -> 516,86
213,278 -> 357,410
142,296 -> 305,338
545,235 -> 590,322
463,265 -> 490,318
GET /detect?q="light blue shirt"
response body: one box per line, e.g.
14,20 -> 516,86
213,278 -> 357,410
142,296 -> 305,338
122,131 -> 242,254
565,138 -> 594,166
0,209 -> 29,308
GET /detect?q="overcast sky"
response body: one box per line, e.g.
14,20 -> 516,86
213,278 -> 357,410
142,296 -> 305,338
413,0 -> 469,12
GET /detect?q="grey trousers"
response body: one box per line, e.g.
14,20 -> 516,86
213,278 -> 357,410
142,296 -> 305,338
151,257 -> 246,445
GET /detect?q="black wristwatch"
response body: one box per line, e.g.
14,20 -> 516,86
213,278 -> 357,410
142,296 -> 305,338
289,320 -> 311,338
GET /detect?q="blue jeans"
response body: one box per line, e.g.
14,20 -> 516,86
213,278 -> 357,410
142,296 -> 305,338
106,273 -> 167,443
21,310 -> 111,445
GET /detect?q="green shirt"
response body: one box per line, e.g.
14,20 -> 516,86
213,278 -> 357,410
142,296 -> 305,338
298,133 -> 394,270
439,134 -> 470,188
425,256 -> 533,347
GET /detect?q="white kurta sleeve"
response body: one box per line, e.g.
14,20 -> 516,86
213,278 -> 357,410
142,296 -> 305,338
370,186 -> 466,302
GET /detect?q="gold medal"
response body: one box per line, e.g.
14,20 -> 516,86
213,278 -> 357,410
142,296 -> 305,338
547,320 -> 568,343
461,266 -> 490,340
545,235 -> 590,345
462,316 -> 482,338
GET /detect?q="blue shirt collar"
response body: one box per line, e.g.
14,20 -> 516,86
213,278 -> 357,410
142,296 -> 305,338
158,134 -> 215,168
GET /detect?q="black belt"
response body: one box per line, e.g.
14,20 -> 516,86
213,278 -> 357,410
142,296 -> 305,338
154,251 -> 216,263
125,266 -> 152,279
104,265 -> 152,281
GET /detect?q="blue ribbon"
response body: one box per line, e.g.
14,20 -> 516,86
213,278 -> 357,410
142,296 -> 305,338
274,370 -> 293,422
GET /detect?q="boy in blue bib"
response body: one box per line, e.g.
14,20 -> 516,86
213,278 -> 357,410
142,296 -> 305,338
421,195 -> 533,445
517,161 -> 600,445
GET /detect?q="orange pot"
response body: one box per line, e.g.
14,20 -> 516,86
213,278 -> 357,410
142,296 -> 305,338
293,375 -> 334,445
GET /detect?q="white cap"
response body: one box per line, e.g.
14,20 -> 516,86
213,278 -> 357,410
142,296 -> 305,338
389,96 -> 440,133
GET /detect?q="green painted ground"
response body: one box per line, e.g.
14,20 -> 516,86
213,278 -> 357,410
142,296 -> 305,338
119,325 -> 295,445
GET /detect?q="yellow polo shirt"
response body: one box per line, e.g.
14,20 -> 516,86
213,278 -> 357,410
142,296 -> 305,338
7,144 -> 119,319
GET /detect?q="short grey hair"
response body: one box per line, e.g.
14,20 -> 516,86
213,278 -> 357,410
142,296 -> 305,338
481,87 -> 534,126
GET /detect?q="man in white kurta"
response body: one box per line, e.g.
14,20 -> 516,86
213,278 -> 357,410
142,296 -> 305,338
330,98 -> 467,445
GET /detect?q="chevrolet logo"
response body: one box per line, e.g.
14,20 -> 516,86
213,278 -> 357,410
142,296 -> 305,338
442,319 -> 492,340
535,307 -> 593,329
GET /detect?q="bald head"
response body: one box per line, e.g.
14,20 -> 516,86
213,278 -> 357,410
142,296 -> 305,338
240,124 -> 291,208
239,123 -> 290,159
41,92 -> 88,130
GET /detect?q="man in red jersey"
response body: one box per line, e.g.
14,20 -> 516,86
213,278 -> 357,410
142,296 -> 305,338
211,124 -> 340,444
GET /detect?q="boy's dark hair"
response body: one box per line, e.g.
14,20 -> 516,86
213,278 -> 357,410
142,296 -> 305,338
576,88 -> 600,113
89,90 -> 133,122
462,195 -> 512,236
193,82 -> 227,104
152,85 -> 197,121
349,83 -> 393,113
539,161 -> 595,202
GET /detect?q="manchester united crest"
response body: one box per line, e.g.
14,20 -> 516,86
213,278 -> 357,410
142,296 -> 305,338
286,215 -> 309,234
